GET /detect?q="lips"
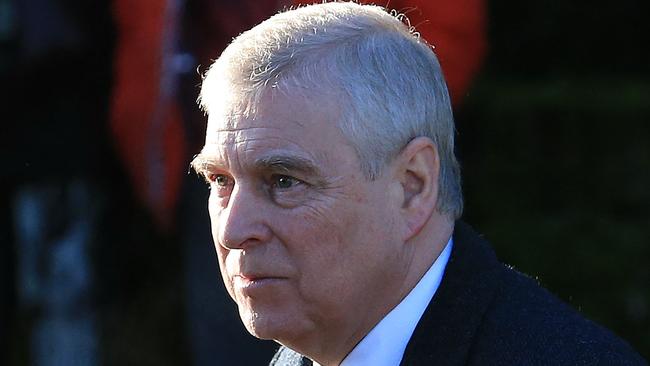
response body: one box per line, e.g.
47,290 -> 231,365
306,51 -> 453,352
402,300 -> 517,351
235,273 -> 287,284
233,274 -> 288,295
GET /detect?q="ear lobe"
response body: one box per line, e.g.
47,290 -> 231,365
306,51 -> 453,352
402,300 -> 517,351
398,137 -> 440,240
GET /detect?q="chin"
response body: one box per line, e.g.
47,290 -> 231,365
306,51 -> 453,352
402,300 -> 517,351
244,322 -> 275,340
239,306 -> 305,343
240,306 -> 280,339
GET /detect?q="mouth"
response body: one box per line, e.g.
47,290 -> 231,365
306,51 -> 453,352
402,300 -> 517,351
233,274 -> 288,291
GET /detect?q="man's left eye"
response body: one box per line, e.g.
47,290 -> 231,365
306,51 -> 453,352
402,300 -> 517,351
272,175 -> 300,189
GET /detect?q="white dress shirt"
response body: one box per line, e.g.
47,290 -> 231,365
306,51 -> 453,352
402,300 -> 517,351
315,238 -> 453,366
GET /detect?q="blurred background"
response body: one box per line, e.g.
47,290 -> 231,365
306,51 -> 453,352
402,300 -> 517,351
1,0 -> 648,365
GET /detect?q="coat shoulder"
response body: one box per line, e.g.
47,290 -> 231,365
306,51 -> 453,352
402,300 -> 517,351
401,222 -> 647,365
468,264 -> 648,365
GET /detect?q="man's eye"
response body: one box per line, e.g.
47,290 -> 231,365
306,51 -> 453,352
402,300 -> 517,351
207,173 -> 231,187
272,175 -> 299,189
215,174 -> 230,186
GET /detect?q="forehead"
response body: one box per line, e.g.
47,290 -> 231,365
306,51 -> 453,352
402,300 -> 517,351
199,89 -> 352,170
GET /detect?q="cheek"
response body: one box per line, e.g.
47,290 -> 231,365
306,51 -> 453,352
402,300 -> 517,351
209,205 -> 234,299
291,206 -> 355,258
208,196 -> 220,236
292,195 -> 399,286
215,247 -> 236,299
282,204 -> 362,292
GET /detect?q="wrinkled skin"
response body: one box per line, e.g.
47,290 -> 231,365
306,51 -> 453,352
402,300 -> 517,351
194,89 -> 417,362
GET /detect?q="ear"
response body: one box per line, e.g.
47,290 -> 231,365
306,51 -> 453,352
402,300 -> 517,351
396,137 -> 440,241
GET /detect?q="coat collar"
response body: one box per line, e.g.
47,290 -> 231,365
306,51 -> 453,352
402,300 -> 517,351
400,221 -> 502,365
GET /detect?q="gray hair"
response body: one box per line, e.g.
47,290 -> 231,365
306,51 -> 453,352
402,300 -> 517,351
199,2 -> 463,219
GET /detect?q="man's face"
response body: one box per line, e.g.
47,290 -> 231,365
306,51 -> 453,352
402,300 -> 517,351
197,89 -> 408,347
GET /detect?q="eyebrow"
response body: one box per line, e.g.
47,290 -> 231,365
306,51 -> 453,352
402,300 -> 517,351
190,153 -> 320,177
190,153 -> 214,175
254,155 -> 320,177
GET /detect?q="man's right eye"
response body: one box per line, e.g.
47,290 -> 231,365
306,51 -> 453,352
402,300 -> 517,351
206,173 -> 234,198
205,173 -> 231,187
210,174 -> 230,186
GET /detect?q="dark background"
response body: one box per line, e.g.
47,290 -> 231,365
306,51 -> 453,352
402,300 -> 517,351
459,0 -> 650,358
1,0 -> 648,364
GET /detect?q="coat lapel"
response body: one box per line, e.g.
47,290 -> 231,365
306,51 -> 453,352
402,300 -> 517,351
400,222 -> 502,366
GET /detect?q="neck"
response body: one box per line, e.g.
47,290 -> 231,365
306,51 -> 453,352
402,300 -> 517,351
395,214 -> 454,314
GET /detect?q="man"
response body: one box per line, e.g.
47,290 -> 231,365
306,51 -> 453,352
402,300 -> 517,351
191,2 -> 646,365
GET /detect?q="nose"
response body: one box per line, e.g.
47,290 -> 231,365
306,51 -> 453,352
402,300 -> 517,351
211,184 -> 272,250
